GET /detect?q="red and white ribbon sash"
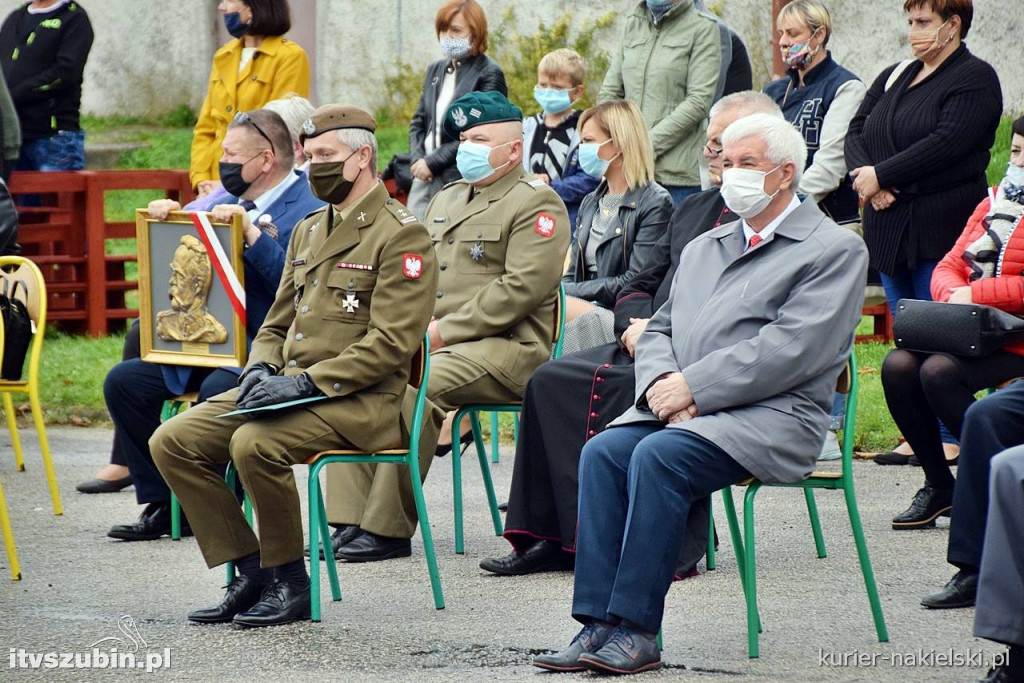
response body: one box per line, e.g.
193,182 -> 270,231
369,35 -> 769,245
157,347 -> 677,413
189,211 -> 247,328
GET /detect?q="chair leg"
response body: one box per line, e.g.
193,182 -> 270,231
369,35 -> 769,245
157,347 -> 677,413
29,386 -> 61,516
0,476 -> 21,580
804,488 -> 827,559
743,485 -> 761,659
452,410 -> 466,554
308,466 -> 323,621
409,454 -> 445,610
316,479 -> 342,602
843,482 -> 889,643
513,413 -> 520,443
706,505 -> 716,571
170,493 -> 182,541
470,412 -> 503,536
2,394 -> 24,472
490,412 -> 500,464
722,487 -> 761,635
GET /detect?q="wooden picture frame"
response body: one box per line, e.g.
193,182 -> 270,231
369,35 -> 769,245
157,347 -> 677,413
136,210 -> 247,368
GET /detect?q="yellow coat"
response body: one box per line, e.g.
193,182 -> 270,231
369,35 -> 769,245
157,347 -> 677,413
189,35 -> 310,189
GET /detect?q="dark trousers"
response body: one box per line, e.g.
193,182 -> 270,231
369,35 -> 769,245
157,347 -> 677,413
974,445 -> 1024,648
104,357 -> 237,505
572,423 -> 750,633
948,381 -> 1024,571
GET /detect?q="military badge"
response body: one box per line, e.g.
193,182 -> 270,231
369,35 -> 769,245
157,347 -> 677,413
535,213 -> 556,238
403,253 -> 424,279
470,242 -> 484,261
451,107 -> 468,128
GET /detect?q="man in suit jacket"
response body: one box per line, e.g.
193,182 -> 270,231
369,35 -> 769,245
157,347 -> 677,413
535,113 -> 868,674
102,109 -> 323,541
150,105 -> 439,628
320,91 -> 570,562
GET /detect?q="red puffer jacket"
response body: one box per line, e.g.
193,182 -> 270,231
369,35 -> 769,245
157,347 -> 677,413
931,193 -> 1024,356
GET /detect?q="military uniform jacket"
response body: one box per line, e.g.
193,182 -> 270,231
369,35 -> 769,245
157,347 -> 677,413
247,182 -> 439,452
425,169 -> 570,390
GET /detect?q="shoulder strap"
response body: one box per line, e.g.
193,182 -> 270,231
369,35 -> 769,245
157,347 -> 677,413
885,59 -> 915,92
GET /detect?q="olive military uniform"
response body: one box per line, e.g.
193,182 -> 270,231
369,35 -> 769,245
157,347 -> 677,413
151,182 -> 440,569
326,167 -> 570,536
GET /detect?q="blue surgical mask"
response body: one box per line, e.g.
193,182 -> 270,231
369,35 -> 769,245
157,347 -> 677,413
533,86 -> 573,115
223,11 -> 247,39
578,139 -> 617,179
1005,162 -> 1024,187
456,140 -> 513,184
440,36 -> 472,61
646,0 -> 678,9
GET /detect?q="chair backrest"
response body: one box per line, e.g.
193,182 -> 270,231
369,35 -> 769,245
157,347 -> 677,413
552,282 -> 567,359
408,334 -> 431,451
838,352 -> 859,475
0,257 -> 47,383
409,336 -> 427,389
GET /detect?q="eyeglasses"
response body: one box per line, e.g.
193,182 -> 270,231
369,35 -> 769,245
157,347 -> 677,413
233,111 -> 274,150
704,142 -> 723,158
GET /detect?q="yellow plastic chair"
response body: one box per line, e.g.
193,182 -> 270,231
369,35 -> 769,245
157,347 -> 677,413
0,469 -> 20,580
0,256 -> 61,516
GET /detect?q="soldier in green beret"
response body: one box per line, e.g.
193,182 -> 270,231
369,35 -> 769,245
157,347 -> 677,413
150,104 -> 441,628
322,91 -> 571,561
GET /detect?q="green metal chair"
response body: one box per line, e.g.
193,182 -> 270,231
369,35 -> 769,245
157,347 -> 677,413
450,284 -> 566,553
304,336 -> 443,620
715,353 -> 889,658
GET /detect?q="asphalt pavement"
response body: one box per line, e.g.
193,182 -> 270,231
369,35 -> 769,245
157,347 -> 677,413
0,427 -> 1002,681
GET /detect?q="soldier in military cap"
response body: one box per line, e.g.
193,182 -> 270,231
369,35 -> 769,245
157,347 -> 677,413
322,90 -> 570,561
149,104 -> 440,628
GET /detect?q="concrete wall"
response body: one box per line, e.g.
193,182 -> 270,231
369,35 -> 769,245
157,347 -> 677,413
0,0 -> 1018,118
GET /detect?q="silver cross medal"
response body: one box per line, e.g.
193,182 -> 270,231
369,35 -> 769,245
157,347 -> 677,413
342,292 -> 359,313
357,212 -> 367,222
470,241 -> 484,261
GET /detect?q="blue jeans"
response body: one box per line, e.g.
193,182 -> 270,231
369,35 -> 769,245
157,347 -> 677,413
16,130 -> 86,171
879,259 -> 957,445
663,185 -> 700,207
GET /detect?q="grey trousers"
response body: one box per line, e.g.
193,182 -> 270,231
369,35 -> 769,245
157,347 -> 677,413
974,445 -> 1024,647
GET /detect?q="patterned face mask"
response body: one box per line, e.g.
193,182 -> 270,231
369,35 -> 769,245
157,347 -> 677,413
782,37 -> 820,71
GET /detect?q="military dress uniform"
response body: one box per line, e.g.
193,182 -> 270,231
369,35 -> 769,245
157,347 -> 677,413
150,181 -> 439,570
326,93 -> 570,536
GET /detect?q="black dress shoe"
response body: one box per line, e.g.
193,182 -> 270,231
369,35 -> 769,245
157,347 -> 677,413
232,579 -> 311,628
578,624 -> 662,674
977,645 -> 1024,682
921,570 -> 978,609
188,575 -> 268,624
303,524 -> 361,560
892,484 -> 953,529
480,540 -> 573,576
533,623 -> 612,672
76,476 -> 133,494
874,451 -> 912,466
434,431 -> 476,458
335,530 -> 411,562
107,502 -> 192,541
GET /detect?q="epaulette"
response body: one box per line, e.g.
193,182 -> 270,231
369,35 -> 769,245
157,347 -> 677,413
525,178 -> 548,189
384,198 -> 421,225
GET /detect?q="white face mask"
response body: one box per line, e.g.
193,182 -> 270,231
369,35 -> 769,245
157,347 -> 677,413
720,165 -> 782,219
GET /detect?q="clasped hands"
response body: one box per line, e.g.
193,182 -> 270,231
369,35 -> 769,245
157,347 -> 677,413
236,361 -> 323,413
850,166 -> 896,212
645,372 -> 699,424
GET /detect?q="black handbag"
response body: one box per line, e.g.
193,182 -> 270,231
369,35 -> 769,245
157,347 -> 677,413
0,278 -> 32,380
893,298 -> 1024,357
381,152 -> 413,193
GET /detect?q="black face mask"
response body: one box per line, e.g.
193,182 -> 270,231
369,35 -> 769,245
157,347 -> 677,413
219,153 -> 261,198
308,148 -> 361,205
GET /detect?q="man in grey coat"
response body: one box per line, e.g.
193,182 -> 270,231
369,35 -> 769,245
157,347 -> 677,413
534,113 -> 868,675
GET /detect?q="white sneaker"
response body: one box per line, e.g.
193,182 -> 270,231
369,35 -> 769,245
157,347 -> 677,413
819,431 -> 842,461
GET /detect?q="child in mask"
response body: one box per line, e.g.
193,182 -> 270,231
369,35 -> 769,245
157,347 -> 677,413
523,49 -> 599,232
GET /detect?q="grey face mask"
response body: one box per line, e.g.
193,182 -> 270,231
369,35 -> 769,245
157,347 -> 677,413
440,36 -> 472,60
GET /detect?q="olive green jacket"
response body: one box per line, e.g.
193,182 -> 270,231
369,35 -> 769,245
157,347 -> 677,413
247,182 -> 439,453
425,169 -> 570,391
598,1 -> 721,187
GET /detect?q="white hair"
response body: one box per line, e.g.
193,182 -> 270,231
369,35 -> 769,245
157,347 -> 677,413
263,94 -> 315,147
336,128 -> 378,171
721,113 -> 808,187
710,91 -> 784,120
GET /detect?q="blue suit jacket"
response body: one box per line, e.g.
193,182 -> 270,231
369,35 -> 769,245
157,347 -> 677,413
162,170 -> 324,394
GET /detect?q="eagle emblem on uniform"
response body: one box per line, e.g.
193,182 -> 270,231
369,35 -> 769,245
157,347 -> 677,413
535,213 -> 556,238
302,118 -> 316,136
403,253 -> 423,279
451,107 -> 468,128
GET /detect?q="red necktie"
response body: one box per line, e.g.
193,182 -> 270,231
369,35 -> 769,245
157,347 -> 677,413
748,234 -> 762,250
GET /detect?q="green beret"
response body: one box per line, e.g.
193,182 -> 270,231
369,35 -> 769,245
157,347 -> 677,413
300,104 -> 376,143
443,91 -> 523,139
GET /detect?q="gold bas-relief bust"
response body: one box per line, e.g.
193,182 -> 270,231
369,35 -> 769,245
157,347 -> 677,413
156,235 -> 229,344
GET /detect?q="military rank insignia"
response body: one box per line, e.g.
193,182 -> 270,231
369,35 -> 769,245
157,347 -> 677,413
535,213 -> 556,237
403,254 -> 423,279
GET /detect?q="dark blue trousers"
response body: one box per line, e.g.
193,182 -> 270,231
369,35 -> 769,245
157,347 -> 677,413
572,423 -> 750,633
104,359 -> 237,505
948,381 -> 1024,571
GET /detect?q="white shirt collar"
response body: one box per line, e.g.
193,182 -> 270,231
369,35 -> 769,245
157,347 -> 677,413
28,1 -> 69,14
248,170 -> 299,222
741,193 -> 801,249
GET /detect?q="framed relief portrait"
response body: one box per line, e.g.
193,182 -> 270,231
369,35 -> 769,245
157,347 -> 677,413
136,210 -> 247,368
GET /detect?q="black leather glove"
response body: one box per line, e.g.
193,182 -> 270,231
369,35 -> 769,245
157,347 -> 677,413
237,372 -> 323,412
236,361 -> 276,405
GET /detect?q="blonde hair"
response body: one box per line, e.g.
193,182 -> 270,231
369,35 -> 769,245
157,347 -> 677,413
538,48 -> 587,87
777,0 -> 833,45
578,100 -> 655,191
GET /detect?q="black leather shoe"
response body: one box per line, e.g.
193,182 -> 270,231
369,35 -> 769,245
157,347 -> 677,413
232,579 -> 311,628
533,623 -> 612,672
188,575 -> 268,623
107,502 -> 192,541
977,646 -> 1024,682
921,570 -> 978,609
434,431 -> 475,458
335,530 -> 411,562
578,624 -> 662,674
892,484 -> 953,529
303,524 -> 360,560
480,540 -> 573,576
76,476 -> 133,494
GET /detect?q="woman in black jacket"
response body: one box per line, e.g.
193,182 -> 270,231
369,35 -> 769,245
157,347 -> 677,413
406,0 -> 506,219
561,99 -> 672,354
